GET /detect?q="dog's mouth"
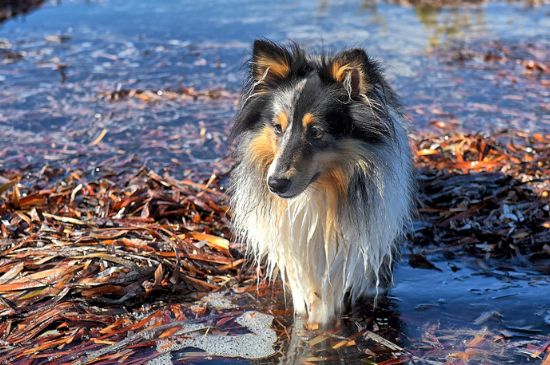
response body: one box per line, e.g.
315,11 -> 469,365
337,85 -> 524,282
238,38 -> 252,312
273,172 -> 321,199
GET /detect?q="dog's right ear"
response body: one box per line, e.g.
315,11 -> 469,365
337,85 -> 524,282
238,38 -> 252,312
251,40 -> 291,87
328,49 -> 370,98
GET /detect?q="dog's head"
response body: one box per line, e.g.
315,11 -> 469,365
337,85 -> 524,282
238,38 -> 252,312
232,40 -> 397,199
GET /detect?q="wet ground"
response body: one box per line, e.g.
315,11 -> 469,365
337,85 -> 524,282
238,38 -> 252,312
0,0 -> 549,364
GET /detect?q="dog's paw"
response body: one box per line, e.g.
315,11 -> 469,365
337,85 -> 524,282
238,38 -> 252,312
306,295 -> 335,327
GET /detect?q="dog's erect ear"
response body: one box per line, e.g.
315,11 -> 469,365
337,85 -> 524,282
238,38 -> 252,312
251,40 -> 291,86
329,49 -> 370,98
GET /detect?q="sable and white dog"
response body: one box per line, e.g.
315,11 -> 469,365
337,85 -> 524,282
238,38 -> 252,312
229,40 -> 414,325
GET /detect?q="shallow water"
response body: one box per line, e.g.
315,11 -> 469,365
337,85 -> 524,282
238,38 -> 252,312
1,0 -> 549,177
0,1 -> 549,364
277,260 -> 550,364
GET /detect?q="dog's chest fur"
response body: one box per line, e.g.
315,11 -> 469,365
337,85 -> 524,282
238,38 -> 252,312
230,142 -> 408,324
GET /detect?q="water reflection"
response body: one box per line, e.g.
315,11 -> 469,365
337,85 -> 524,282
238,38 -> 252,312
279,298 -> 405,364
358,0 -> 388,29
415,6 -> 487,47
300,0 -> 489,48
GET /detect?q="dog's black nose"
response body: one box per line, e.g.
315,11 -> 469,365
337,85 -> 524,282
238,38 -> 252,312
268,177 -> 291,194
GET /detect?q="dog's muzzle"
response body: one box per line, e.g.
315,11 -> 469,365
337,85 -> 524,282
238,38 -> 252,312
267,176 -> 291,194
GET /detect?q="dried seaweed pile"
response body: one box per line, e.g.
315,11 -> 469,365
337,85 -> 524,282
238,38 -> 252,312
409,325 -> 550,364
0,169 -> 260,364
438,39 -> 549,81
413,131 -> 549,271
0,130 -> 548,363
387,0 -> 548,10
100,87 -> 237,103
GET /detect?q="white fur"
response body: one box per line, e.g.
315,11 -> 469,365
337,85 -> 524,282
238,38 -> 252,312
230,110 -> 414,325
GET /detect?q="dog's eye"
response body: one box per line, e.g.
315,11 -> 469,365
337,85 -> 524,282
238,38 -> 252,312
309,126 -> 324,139
273,123 -> 283,136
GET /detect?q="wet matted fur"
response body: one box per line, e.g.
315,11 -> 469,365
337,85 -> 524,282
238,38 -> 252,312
229,40 -> 415,325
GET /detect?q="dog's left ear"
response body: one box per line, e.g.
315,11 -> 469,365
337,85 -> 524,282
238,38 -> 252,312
251,40 -> 291,87
329,49 -> 370,98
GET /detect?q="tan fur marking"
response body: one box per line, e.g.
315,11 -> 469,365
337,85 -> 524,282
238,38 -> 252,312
277,112 -> 289,131
315,165 -> 350,251
319,166 -> 349,197
248,126 -> 277,168
330,61 -> 346,82
255,56 -> 290,80
247,126 -> 288,212
302,113 -> 315,128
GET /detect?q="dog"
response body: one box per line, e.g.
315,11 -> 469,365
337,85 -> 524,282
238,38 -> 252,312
229,40 -> 414,326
